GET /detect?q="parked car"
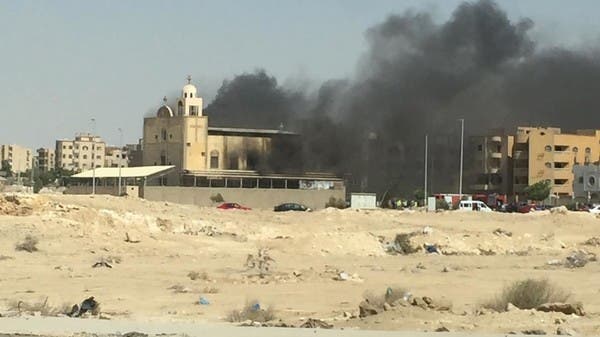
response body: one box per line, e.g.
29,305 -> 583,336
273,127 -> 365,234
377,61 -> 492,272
517,202 -> 536,213
589,205 -> 600,214
217,202 -> 251,210
458,200 -> 493,212
274,203 -> 312,212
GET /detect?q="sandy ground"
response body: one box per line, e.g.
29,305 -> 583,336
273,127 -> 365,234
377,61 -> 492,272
1,193 -> 600,336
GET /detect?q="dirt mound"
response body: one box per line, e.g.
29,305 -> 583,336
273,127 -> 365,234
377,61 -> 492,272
0,194 -> 34,216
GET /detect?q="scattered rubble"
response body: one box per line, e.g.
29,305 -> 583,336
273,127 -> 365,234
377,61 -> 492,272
124,232 -> 140,243
493,228 -> 513,237
299,318 -> 333,329
556,326 -> 578,336
386,233 -> 421,255
565,250 -> 596,268
536,303 -> 585,316
0,194 -> 33,216
521,329 -> 547,335
358,301 -> 380,318
582,237 -> 600,247
67,296 -> 100,317
550,206 -> 568,215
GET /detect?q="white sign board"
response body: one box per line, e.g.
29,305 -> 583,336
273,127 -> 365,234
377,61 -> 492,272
351,193 -> 377,209
427,197 -> 436,212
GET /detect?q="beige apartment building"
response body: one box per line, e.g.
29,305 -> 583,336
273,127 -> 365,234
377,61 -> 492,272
36,148 -> 55,172
467,130 -> 514,196
0,144 -> 32,174
469,126 -> 600,199
104,146 -> 129,168
513,127 -> 600,197
56,134 -> 106,172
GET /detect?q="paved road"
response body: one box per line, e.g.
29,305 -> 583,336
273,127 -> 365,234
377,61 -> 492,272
0,316 -> 537,337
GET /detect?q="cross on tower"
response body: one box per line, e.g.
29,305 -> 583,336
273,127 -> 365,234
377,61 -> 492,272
162,96 -> 167,104
190,119 -> 203,142
187,75 -> 192,84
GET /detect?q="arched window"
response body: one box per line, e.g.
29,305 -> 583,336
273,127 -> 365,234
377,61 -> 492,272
585,147 -> 591,154
161,128 -> 167,141
210,150 -> 219,169
178,101 -> 184,115
184,93 -> 187,98
544,145 -> 552,152
190,93 -> 193,98
545,162 -> 552,168
573,147 -> 579,152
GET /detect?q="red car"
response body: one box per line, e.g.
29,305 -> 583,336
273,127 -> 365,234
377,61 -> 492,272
517,202 -> 536,213
217,202 -> 251,210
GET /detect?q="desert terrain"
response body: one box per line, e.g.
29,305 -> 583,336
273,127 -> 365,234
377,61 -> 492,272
1,193 -> 599,336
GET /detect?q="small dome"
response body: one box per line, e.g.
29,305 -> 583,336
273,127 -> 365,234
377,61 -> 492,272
157,105 -> 173,118
182,83 -> 197,98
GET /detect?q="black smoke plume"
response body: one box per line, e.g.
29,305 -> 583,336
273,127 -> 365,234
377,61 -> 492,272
204,0 -> 600,196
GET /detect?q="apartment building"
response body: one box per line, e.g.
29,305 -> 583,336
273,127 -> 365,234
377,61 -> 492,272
467,130 -> 514,196
0,144 -> 32,174
55,134 -> 106,172
36,148 -> 55,172
104,146 -> 129,168
513,127 -> 600,197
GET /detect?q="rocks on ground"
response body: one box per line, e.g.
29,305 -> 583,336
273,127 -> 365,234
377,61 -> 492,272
536,303 -> 585,316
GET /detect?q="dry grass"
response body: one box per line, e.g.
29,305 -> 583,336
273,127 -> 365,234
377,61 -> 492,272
483,279 -> 570,311
202,286 -> 219,294
7,297 -> 71,316
188,271 -> 209,281
226,300 -> 276,323
15,235 -> 39,253
363,286 -> 409,309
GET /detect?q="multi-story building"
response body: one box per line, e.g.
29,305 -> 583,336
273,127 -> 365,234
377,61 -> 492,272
125,140 -> 143,167
470,126 -> 600,200
467,129 -> 514,196
513,127 -> 600,198
36,148 -> 55,172
0,144 -> 32,174
104,146 -> 129,168
55,134 -> 106,172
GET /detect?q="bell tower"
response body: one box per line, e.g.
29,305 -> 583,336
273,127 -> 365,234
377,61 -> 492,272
177,75 -> 203,116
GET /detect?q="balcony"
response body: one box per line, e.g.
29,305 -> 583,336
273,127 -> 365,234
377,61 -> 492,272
491,136 -> 502,142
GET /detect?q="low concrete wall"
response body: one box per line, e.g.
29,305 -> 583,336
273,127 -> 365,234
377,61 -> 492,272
64,185 -> 139,197
142,186 -> 345,210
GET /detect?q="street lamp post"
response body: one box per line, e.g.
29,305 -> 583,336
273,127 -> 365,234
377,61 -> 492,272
424,134 -> 428,207
118,128 -> 123,196
458,119 -> 464,199
91,118 -> 96,195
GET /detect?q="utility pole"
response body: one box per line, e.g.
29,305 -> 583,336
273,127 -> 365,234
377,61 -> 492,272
30,155 -> 35,193
458,118 -> 465,199
91,118 -> 96,195
424,134 -> 428,207
118,128 -> 123,196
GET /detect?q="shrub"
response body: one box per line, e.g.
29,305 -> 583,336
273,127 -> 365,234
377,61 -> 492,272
226,300 -> 276,323
483,279 -> 570,311
15,235 -> 39,253
188,271 -> 209,281
7,297 -> 71,316
210,193 -> 224,203
435,199 -> 449,210
325,197 -> 347,209
388,233 -> 420,255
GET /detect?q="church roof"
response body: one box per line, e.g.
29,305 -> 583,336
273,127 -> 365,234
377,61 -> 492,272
71,165 -> 175,179
207,127 -> 298,137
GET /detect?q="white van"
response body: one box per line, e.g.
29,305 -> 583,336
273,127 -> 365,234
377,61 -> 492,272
458,200 -> 492,212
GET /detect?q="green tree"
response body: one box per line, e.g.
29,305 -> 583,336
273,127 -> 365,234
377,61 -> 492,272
524,180 -> 551,202
1,160 -> 13,178
413,188 -> 425,205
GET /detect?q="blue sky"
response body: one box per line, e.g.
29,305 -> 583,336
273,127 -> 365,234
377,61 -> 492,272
2,0 -> 600,148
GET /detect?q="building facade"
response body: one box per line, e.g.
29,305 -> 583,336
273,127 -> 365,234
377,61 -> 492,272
0,144 -> 32,174
55,134 -> 106,172
143,79 -> 297,183
469,126 -> 600,199
467,129 -> 514,196
104,146 -> 129,168
36,148 -> 55,172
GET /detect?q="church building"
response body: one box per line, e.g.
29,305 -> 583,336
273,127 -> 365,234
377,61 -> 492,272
143,77 -> 302,186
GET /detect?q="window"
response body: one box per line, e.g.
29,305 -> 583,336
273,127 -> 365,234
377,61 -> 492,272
189,105 -> 197,115
155,135 -> 158,140
97,146 -> 102,151
178,101 -> 183,115
96,155 -> 101,159
83,155 -> 87,159
62,154 -> 66,159
585,147 -> 591,154
169,134 -> 173,139
545,145 -> 552,152
579,177 -> 584,184
68,154 -> 72,159
68,145 -> 73,149
185,93 -> 187,98
75,145 -> 79,150
82,146 -> 88,151
210,150 -> 219,169
573,147 -> 578,152
545,162 -> 552,168
63,145 -> 66,149
589,176 -> 596,186
477,144 -> 483,151
190,93 -> 193,98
